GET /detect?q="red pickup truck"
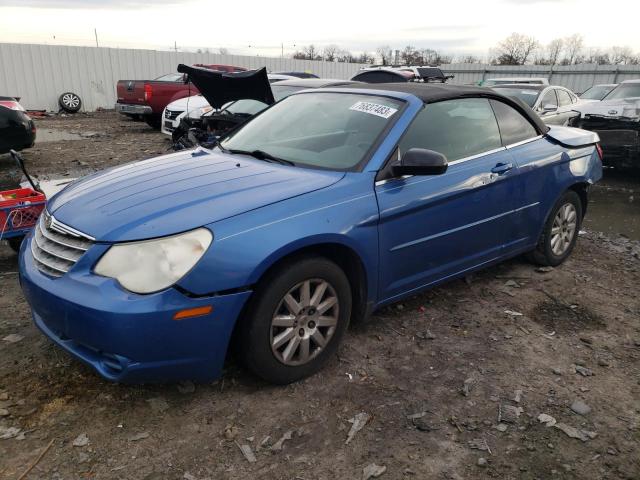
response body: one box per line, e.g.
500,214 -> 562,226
115,64 -> 246,128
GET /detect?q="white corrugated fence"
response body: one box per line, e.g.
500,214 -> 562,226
0,43 -> 364,111
1,42 -> 640,112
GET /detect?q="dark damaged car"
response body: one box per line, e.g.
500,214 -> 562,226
571,79 -> 640,169
0,97 -> 36,154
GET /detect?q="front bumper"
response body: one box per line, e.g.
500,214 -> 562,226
19,235 -> 251,383
115,103 -> 153,116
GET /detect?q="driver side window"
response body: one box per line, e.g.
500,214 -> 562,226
398,98 -> 502,162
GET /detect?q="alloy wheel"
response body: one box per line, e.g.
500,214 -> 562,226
550,203 -> 577,256
62,93 -> 80,109
270,279 -> 339,366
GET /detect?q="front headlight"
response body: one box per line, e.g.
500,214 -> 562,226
187,106 -> 213,119
94,228 -> 212,294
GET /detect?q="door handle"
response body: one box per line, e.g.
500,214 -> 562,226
491,162 -> 513,175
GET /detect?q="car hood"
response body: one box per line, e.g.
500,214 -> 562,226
47,149 -> 345,242
166,94 -> 209,111
573,96 -> 640,119
177,64 -> 275,110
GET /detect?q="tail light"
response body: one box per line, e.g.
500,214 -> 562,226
144,84 -> 153,102
0,100 -> 24,111
596,143 -> 604,160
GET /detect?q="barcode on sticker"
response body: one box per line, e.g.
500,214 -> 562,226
349,101 -> 398,119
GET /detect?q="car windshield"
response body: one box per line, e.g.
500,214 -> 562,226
603,83 -> 640,100
221,86 -> 306,116
220,92 -> 403,171
492,88 -> 540,107
154,73 -> 184,82
580,85 -> 616,100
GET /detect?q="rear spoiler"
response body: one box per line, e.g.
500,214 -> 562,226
177,64 -> 274,110
545,125 -> 600,148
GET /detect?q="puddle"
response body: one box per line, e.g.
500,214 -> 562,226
585,180 -> 640,241
532,299 -> 604,333
36,129 -> 102,143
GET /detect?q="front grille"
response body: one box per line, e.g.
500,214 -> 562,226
31,211 -> 94,277
165,109 -> 182,120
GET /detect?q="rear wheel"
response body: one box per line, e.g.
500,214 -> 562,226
237,257 -> 352,384
527,190 -> 582,266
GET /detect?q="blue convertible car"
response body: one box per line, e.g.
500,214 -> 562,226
19,84 -> 602,384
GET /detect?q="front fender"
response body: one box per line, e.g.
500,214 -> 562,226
177,172 -> 380,303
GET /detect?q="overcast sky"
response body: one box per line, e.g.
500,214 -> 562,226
0,0 -> 638,58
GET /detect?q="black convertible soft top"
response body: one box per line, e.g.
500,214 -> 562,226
340,83 -> 549,134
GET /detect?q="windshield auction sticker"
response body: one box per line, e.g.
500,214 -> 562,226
349,101 -> 398,119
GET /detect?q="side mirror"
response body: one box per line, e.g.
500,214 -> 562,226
541,103 -> 558,113
392,148 -> 448,176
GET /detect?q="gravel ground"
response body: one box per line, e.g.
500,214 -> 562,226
1,112 -> 639,480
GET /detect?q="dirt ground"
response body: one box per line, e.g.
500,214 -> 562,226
1,112 -> 639,480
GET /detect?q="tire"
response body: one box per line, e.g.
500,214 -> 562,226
527,190 -> 583,266
58,92 -> 82,113
144,116 -> 161,130
7,236 -> 23,253
237,257 -> 352,384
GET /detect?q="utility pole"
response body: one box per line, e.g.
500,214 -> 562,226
173,41 -> 179,52
281,42 -> 284,58
94,28 -> 99,48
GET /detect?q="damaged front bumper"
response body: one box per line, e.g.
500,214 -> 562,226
572,116 -> 640,169
18,235 -> 251,383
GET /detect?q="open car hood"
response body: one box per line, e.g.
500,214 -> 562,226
177,64 -> 275,110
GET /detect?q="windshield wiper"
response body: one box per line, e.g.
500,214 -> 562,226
227,148 -> 295,166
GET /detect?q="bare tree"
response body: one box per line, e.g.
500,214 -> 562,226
322,44 -> 340,62
376,45 -> 392,65
547,38 -> 564,65
358,52 -> 374,64
400,46 -> 420,65
302,44 -> 321,60
611,46 -> 636,64
458,55 -> 481,64
583,48 -> 610,65
562,34 -> 584,65
336,49 -> 356,63
494,33 -> 539,65
218,47 -> 229,55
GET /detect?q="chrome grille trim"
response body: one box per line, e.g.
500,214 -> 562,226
31,211 -> 94,277
165,109 -> 182,120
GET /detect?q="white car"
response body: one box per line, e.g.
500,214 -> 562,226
160,95 -> 212,136
490,84 -> 586,126
572,80 -> 640,119
579,84 -> 618,102
160,73 -> 296,136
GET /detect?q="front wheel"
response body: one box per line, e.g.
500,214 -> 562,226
527,190 -> 582,266
237,257 -> 352,384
